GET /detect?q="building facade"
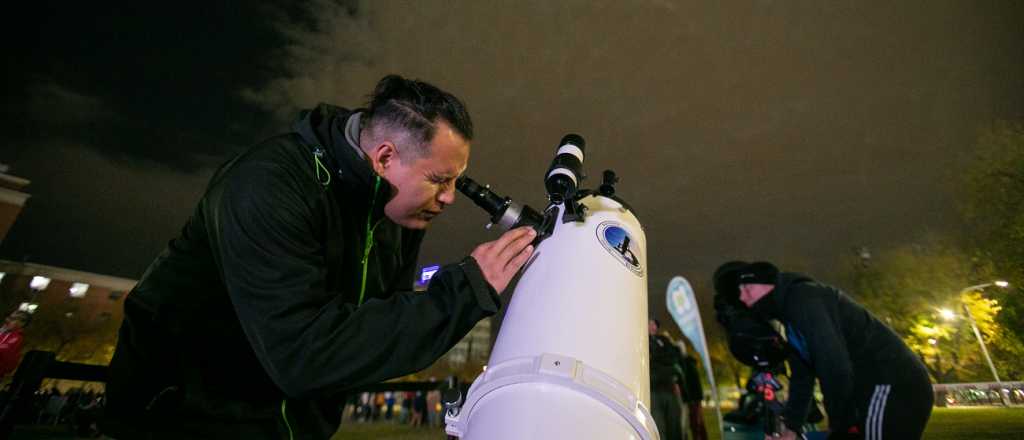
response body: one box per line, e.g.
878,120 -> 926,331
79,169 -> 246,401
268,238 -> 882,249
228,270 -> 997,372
0,170 -> 31,244
0,260 -> 136,365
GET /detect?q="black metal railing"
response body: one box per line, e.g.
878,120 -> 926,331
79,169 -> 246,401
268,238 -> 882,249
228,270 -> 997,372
0,351 -> 107,439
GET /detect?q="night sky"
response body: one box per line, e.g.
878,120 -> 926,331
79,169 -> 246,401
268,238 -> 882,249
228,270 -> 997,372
3,1 -> 1023,321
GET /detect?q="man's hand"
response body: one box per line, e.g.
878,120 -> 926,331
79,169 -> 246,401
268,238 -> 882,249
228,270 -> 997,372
470,226 -> 536,295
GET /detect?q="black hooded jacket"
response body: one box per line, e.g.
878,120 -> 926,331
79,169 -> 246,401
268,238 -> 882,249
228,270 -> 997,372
649,334 -> 685,394
750,273 -> 929,433
103,105 -> 500,439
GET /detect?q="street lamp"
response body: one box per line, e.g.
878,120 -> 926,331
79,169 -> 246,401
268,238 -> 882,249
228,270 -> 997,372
958,281 -> 1011,403
938,308 -> 956,321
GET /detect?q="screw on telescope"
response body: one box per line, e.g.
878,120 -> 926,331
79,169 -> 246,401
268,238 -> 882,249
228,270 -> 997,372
599,170 -> 618,197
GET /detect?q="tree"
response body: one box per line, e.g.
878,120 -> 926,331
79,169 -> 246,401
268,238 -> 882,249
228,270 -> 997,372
961,120 -> 1024,283
709,338 -> 747,391
837,238 -> 1021,382
959,119 -> 1024,380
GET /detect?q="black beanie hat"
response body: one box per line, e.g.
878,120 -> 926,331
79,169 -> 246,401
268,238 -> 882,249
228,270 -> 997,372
737,261 -> 779,285
713,260 -> 749,299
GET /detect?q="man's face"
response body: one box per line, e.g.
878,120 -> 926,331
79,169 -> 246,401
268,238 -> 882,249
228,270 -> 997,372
648,320 -> 658,335
738,283 -> 774,307
378,121 -> 470,229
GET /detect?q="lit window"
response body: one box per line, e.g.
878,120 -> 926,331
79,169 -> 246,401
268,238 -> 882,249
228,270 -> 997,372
18,302 -> 38,313
69,283 -> 90,298
30,276 -> 51,291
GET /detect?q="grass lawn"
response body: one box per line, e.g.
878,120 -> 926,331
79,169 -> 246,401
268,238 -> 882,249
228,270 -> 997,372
332,407 -> 1024,440
333,422 -> 449,440
922,407 -> 1024,440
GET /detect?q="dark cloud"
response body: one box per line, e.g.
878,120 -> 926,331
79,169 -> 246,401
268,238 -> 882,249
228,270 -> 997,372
28,83 -> 113,126
0,144 -> 212,277
239,0 -> 378,121
3,1 -> 293,171
1,1 -> 299,276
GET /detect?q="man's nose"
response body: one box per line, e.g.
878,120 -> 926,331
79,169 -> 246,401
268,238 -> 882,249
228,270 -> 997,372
438,184 -> 456,206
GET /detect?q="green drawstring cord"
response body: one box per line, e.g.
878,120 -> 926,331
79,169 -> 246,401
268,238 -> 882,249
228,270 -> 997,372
281,400 -> 294,440
313,147 -> 331,187
359,175 -> 384,306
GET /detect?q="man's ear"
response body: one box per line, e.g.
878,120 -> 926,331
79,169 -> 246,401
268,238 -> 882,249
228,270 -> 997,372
369,141 -> 399,175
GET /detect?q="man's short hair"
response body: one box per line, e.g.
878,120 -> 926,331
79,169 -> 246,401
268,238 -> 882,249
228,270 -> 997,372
363,75 -> 473,159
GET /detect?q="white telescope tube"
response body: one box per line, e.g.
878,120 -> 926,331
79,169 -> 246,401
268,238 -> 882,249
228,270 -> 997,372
446,194 -> 657,440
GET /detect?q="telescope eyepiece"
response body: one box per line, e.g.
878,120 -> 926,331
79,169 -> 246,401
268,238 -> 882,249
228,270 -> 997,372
456,175 -> 544,232
456,176 -> 511,219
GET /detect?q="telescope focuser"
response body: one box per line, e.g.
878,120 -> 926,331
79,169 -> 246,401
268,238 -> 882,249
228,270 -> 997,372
455,175 -> 552,244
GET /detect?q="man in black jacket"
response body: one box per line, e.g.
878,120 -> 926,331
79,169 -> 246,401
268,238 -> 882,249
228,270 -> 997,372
102,75 -> 536,439
648,319 -> 685,440
715,261 -> 933,440
678,341 -> 707,440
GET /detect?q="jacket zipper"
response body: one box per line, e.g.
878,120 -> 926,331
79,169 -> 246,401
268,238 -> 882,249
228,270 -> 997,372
358,175 -> 383,306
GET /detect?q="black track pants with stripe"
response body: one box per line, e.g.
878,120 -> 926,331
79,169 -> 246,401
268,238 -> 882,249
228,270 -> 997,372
857,379 -> 933,440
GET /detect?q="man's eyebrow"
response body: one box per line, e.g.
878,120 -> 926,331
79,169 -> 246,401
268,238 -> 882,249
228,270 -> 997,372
431,171 -> 460,179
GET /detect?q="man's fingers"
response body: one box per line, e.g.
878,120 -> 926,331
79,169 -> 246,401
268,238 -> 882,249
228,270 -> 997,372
492,226 -> 535,257
470,227 -> 538,295
497,228 -> 536,262
504,244 -> 534,273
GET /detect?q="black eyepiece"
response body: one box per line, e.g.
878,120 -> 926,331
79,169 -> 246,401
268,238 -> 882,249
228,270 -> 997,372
456,175 -> 544,232
455,176 -> 508,219
544,134 -> 586,203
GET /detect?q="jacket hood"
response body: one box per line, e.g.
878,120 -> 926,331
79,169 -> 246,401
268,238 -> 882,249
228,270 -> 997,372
292,103 -> 390,219
292,103 -> 377,186
752,272 -> 815,320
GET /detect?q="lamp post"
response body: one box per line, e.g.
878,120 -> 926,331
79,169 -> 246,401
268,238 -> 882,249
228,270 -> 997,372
958,281 -> 1011,404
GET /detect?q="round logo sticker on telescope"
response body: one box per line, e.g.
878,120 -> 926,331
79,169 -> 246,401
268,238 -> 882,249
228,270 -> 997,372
597,222 -> 643,276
